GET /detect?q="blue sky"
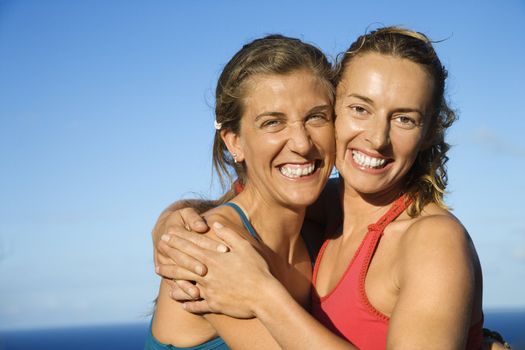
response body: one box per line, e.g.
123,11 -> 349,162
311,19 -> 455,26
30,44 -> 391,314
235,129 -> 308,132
1,0 -> 524,330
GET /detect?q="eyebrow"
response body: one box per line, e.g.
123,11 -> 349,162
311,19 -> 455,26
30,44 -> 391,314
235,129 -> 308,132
307,104 -> 331,114
254,104 -> 331,121
346,94 -> 424,115
346,93 -> 374,105
254,111 -> 285,122
394,107 -> 425,116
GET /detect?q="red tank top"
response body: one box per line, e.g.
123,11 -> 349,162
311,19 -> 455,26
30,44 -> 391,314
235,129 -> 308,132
311,195 -> 483,349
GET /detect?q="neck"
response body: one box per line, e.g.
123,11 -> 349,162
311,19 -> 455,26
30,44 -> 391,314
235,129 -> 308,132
233,185 -> 306,263
339,178 -> 403,236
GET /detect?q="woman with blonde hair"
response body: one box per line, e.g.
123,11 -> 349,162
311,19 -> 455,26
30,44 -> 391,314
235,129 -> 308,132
154,27 -> 509,349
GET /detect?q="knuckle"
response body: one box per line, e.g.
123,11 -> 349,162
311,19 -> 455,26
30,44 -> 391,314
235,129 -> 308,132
208,300 -> 220,311
162,265 -> 177,279
195,235 -> 211,248
183,302 -> 193,311
169,235 -> 182,248
157,240 -> 167,250
173,265 -> 186,278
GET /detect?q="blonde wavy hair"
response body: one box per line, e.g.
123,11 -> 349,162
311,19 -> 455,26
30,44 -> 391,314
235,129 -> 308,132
336,27 -> 456,216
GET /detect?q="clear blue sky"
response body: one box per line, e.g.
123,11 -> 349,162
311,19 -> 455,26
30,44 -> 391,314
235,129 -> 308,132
1,0 -> 524,330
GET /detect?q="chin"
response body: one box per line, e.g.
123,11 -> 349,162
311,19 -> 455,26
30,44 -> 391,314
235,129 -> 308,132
282,194 -> 318,209
346,178 -> 385,195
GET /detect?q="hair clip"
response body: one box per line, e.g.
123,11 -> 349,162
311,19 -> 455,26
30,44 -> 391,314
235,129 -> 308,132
214,120 -> 222,130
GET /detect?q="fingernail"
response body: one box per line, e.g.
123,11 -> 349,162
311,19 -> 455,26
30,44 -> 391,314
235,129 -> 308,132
195,265 -> 204,275
155,266 -> 160,274
213,222 -> 223,229
161,234 -> 170,242
217,244 -> 228,253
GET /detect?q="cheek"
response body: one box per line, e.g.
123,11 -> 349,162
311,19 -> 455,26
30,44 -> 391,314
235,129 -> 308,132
392,131 -> 425,163
324,129 -> 337,164
242,133 -> 283,155
335,115 -> 361,148
315,124 -> 336,148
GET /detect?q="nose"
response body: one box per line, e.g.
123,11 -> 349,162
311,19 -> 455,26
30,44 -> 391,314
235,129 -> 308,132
365,116 -> 390,150
288,123 -> 312,155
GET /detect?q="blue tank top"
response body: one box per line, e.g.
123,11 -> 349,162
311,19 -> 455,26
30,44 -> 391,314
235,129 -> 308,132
144,202 -> 258,350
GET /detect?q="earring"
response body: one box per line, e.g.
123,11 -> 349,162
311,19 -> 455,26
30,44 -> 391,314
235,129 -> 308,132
232,152 -> 238,164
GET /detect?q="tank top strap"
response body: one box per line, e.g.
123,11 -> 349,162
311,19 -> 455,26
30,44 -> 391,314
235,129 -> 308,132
367,194 -> 413,233
222,202 -> 260,240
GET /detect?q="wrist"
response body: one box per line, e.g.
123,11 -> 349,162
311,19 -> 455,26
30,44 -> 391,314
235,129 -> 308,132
251,273 -> 289,319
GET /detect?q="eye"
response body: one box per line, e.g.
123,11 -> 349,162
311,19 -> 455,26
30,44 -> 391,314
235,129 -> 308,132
393,115 -> 417,129
259,118 -> 286,132
306,113 -> 330,125
349,105 -> 369,118
261,119 -> 281,128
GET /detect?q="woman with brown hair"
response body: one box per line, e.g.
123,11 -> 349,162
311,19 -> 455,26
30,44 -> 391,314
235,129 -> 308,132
153,27 -> 509,349
146,34 -> 336,349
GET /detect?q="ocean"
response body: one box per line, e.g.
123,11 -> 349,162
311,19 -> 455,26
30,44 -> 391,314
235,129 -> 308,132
0,310 -> 523,349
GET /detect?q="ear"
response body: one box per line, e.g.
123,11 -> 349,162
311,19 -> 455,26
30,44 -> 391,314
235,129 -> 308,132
220,129 -> 244,163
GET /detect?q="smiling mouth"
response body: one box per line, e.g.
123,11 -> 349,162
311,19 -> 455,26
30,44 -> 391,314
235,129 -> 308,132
278,161 -> 319,178
352,150 -> 389,169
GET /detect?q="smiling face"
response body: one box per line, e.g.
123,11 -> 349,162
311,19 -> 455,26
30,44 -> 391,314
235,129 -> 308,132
223,69 -> 335,209
335,53 -> 434,198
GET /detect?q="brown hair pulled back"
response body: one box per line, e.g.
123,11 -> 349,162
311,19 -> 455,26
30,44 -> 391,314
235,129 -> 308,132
212,34 -> 335,204
336,27 -> 456,216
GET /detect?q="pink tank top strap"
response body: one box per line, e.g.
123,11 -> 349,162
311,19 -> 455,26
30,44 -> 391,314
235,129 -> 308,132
367,194 -> 413,234
353,194 -> 413,323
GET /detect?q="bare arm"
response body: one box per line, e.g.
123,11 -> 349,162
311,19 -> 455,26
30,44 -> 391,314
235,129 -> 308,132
160,222 -> 357,349
152,199 -> 218,298
387,215 -> 477,349
166,215 -> 286,349
155,177 -> 340,275
154,180 -> 339,299
160,220 -> 504,350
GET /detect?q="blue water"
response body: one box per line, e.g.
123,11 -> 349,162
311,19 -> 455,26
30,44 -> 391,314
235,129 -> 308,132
0,310 -> 523,349
0,323 -> 149,350
483,310 -> 525,349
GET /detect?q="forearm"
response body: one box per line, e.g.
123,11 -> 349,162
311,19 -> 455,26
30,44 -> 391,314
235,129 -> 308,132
253,279 -> 356,350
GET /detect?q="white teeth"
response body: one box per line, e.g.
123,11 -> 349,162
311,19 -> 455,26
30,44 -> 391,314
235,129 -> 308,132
279,162 -> 316,178
352,151 -> 386,169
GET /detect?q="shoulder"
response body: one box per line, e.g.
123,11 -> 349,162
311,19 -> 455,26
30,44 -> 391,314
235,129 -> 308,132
402,205 -> 468,251
202,204 -> 254,243
397,205 -> 475,285
387,206 -> 479,349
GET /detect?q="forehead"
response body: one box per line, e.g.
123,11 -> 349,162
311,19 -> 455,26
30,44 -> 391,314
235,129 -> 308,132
337,53 -> 434,111
242,70 -> 333,113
